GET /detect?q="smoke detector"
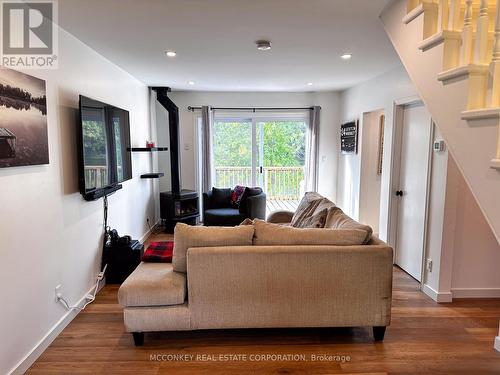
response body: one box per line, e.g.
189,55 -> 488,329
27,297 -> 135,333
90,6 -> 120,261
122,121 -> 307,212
256,40 -> 272,51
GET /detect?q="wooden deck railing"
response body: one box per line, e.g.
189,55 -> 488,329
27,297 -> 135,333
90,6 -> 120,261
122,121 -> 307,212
84,166 -> 108,188
215,166 -> 304,200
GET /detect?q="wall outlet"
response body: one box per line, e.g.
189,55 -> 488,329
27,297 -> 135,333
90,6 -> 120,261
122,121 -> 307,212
55,284 -> 62,301
426,259 -> 433,272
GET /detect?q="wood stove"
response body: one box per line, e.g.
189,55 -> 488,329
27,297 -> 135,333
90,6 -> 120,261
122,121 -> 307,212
153,87 -> 199,232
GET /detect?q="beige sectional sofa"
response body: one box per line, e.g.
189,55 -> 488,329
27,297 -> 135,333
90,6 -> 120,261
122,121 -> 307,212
118,193 -> 394,346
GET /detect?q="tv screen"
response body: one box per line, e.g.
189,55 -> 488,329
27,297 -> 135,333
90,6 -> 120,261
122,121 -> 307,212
78,96 -> 132,200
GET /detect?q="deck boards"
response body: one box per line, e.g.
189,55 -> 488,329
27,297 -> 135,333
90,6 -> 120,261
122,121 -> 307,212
27,232 -> 500,374
266,199 -> 299,215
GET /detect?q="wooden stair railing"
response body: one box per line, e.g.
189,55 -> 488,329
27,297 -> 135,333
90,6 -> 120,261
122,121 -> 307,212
405,0 -> 500,168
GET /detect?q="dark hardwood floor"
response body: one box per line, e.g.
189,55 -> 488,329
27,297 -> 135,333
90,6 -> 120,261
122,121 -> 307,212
28,233 -> 500,374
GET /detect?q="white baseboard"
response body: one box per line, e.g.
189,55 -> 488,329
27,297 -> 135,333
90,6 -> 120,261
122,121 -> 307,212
10,225 -> 154,375
8,282 -> 105,375
422,284 -> 453,303
494,322 -> 500,351
139,220 -> 161,244
451,288 -> 500,299
495,336 -> 500,352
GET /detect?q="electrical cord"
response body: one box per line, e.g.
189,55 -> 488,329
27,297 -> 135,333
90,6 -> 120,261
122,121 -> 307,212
57,196 -> 111,312
56,265 -> 107,311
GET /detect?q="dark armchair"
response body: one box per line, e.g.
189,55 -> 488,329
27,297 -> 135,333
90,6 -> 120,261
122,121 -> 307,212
203,188 -> 267,226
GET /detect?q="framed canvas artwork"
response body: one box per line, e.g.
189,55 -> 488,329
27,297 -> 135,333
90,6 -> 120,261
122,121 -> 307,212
0,68 -> 48,168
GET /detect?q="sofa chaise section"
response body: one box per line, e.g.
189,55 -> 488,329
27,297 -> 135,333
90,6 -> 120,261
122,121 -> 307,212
118,263 -> 191,345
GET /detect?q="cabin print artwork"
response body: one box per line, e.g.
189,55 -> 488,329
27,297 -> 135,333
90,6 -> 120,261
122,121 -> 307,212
0,68 -> 48,168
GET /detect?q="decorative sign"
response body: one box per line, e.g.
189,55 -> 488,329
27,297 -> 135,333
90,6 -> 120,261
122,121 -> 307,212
341,120 -> 358,154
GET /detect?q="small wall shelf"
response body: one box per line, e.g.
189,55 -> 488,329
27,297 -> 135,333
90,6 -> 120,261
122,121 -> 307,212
128,147 -> 169,152
141,173 -> 165,179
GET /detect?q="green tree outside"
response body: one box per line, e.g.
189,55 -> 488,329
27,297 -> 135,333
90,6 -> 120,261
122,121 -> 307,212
213,120 -> 306,167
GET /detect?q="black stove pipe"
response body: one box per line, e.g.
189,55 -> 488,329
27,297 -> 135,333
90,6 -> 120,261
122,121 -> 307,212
152,87 -> 180,195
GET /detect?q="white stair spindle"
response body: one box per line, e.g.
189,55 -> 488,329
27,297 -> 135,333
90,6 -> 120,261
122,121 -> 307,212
474,0 -> 490,64
448,0 -> 461,31
491,0 -> 500,107
462,0 -> 475,64
438,0 -> 450,31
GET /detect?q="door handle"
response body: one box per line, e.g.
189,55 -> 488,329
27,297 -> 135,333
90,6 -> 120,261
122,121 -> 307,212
259,166 -> 263,174
396,190 -> 404,197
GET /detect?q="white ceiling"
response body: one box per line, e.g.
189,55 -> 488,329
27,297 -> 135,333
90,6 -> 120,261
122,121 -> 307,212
59,0 -> 400,92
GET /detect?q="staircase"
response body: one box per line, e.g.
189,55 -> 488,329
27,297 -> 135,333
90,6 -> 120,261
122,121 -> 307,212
380,0 -> 500,242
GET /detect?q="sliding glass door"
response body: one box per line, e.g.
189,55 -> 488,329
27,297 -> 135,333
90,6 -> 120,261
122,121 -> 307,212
212,116 -> 307,211
212,119 -> 255,188
257,120 -> 306,211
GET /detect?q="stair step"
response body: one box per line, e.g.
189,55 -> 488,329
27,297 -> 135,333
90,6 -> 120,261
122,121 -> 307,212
419,31 -> 461,52
491,160 -> 500,170
402,2 -> 437,25
437,64 -> 489,83
462,108 -> 500,121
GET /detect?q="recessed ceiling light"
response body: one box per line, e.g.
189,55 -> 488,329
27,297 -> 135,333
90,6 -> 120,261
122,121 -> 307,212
188,81 -> 195,85
256,40 -> 272,51
165,50 -> 177,57
341,53 -> 352,60
307,82 -> 313,86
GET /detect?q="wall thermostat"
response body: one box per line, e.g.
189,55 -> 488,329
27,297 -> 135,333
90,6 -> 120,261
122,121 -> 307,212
433,140 -> 446,152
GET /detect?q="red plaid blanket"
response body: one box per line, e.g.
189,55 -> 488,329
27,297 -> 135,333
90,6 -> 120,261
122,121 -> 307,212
142,241 -> 174,263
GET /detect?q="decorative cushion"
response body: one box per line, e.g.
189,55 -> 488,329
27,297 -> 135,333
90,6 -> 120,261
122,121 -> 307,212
118,262 -> 186,307
253,219 -> 368,246
142,241 -> 174,262
173,223 -> 255,273
239,187 -> 263,213
290,192 -> 324,227
230,185 -> 246,208
203,208 -> 247,226
240,218 -> 254,226
311,197 -> 339,217
295,208 -> 328,228
212,187 -> 232,208
325,209 -> 373,244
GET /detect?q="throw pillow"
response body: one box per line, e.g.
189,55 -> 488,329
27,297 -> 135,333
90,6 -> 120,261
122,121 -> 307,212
294,208 -> 328,228
173,223 -> 254,273
290,192 -> 324,227
311,197 -> 338,217
240,218 -> 254,226
230,185 -> 246,208
253,219 -> 368,246
142,241 -> 174,262
325,209 -> 373,244
212,187 -> 232,208
239,187 -> 263,213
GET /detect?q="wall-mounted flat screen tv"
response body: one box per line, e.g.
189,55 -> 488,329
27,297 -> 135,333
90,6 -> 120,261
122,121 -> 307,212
77,95 -> 132,201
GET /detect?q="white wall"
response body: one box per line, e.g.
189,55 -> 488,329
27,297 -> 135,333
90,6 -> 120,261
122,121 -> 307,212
0,29 -> 152,374
339,65 -> 500,300
426,148 -> 500,299
339,66 -> 418,239
446,157 -> 500,296
168,91 -> 341,201
423,126 -> 450,299
359,110 -> 384,235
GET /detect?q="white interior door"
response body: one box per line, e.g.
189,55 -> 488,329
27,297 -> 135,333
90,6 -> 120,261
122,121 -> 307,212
395,103 -> 432,281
